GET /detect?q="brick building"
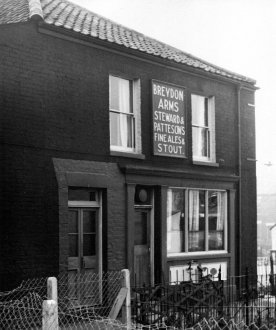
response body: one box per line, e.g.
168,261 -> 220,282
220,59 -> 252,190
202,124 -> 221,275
0,0 -> 257,290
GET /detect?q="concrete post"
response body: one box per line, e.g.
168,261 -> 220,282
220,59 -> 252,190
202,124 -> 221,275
42,277 -> 59,330
47,277 -> 58,302
121,269 -> 131,329
42,300 -> 58,330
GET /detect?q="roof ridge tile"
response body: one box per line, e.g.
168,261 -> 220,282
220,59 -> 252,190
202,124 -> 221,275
28,0 -> 44,20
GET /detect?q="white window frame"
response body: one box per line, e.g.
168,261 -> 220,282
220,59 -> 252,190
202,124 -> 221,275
68,190 -> 102,275
191,94 -> 216,163
167,188 -> 228,257
109,75 -> 141,154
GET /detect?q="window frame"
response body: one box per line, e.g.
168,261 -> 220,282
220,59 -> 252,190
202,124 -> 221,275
167,187 -> 228,257
191,94 -> 216,164
109,75 -> 141,154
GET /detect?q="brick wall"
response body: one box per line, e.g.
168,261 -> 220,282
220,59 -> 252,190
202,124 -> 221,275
0,21 -> 256,287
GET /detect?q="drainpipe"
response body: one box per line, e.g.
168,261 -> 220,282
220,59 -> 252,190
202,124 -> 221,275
237,84 -> 242,276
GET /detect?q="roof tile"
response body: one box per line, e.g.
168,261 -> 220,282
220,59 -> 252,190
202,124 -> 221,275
0,0 -> 29,24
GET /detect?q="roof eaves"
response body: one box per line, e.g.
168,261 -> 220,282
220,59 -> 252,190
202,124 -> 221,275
35,0 -> 256,86
133,35 -> 256,85
38,22 -> 257,90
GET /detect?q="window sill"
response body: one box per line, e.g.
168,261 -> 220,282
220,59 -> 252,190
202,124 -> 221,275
167,251 -> 229,259
110,150 -> 145,159
193,160 -> 219,167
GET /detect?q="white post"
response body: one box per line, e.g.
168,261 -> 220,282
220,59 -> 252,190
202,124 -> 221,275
42,277 -> 59,330
121,269 -> 131,329
47,277 -> 58,302
42,300 -> 58,330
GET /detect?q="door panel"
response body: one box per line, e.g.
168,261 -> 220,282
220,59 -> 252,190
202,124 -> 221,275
68,209 -> 80,272
68,207 -> 101,306
134,209 -> 151,286
82,209 -> 97,272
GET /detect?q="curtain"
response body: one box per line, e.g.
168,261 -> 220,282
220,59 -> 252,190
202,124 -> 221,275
189,190 -> 199,231
167,189 -> 172,252
118,78 -> 130,148
167,189 -> 172,229
192,95 -> 205,126
216,192 -> 224,230
192,95 -> 209,158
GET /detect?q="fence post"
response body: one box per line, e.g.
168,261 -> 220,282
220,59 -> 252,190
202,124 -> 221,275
245,267 -> 249,326
47,277 -> 58,302
42,277 -> 59,330
42,300 -> 58,330
121,269 -> 131,329
217,265 -> 224,319
270,254 -> 276,295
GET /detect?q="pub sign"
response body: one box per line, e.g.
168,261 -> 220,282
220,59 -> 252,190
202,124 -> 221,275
152,80 -> 186,158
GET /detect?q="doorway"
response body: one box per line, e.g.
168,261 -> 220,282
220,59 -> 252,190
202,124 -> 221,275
134,207 -> 154,286
67,190 -> 102,306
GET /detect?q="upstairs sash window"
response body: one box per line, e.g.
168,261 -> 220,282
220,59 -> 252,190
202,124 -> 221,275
109,76 -> 135,151
192,95 -> 216,162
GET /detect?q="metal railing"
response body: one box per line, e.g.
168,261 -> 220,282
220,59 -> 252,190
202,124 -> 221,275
131,270 -> 276,329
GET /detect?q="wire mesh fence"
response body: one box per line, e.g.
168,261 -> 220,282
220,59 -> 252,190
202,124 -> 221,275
0,271 -> 123,329
0,276 -> 48,329
187,317 -> 275,330
1,270 -> 276,329
57,271 -> 123,329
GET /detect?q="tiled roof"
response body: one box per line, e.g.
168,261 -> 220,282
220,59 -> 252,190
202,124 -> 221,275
0,0 -> 29,24
0,0 -> 256,84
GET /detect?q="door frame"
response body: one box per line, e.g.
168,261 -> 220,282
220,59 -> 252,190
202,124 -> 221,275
134,202 -> 154,286
68,190 -> 103,280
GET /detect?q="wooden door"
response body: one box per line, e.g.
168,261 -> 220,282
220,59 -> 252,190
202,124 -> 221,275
68,207 -> 101,306
134,209 -> 152,286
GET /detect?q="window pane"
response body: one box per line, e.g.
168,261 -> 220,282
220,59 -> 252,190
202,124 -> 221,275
188,232 -> 205,251
209,216 -> 219,230
69,234 -> 78,257
68,188 -> 96,201
110,112 -> 134,148
208,191 -> 218,214
192,127 -> 209,158
83,234 -> 96,256
192,95 -> 208,127
209,232 -> 224,250
83,211 -> 96,233
126,115 -> 134,148
69,210 -> 78,233
208,191 -> 226,251
110,111 -> 120,146
109,76 -> 131,113
167,189 -> 185,253
188,190 -> 205,252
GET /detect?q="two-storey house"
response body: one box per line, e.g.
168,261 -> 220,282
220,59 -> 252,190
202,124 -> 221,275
0,0 -> 257,290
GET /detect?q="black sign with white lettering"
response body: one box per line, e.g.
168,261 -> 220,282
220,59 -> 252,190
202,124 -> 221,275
152,80 -> 186,158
